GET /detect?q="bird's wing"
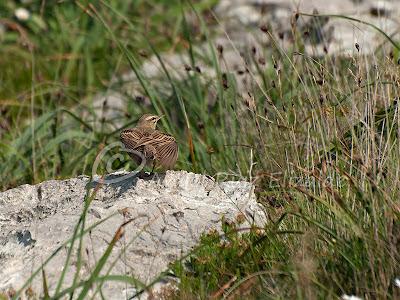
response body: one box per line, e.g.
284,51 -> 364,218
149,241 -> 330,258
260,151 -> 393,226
136,131 -> 178,169
120,128 -> 178,168
120,128 -> 145,149
153,132 -> 179,169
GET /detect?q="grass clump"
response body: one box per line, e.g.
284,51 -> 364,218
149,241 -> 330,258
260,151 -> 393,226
1,1 -> 399,299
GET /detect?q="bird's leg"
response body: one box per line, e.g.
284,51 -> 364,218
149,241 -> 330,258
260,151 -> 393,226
139,161 -> 156,179
139,163 -> 154,179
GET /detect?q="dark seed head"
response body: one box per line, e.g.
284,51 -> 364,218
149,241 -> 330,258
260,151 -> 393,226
222,73 -> 228,90
217,44 -> 223,56
260,25 -> 268,33
135,95 -> 145,103
138,49 -> 148,58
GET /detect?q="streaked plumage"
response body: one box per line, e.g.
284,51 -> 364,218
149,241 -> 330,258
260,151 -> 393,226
120,114 -> 178,170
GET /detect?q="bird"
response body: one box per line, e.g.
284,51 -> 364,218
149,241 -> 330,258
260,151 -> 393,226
120,114 -> 178,172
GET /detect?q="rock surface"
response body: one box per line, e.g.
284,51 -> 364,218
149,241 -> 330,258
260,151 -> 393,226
0,171 -> 265,299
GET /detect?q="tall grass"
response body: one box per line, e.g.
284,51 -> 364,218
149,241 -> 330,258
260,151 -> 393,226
1,1 -> 399,299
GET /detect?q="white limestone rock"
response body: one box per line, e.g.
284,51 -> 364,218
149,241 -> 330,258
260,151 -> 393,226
0,170 -> 265,299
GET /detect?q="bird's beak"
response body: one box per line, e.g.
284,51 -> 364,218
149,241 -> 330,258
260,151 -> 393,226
157,115 -> 165,120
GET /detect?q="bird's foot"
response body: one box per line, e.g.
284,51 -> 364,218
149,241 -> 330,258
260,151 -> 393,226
138,171 -> 154,179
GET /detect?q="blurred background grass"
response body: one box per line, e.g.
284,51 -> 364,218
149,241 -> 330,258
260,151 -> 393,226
0,0 -> 220,189
1,0 -> 399,299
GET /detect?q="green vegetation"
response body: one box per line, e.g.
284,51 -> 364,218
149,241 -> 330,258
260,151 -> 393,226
1,1 -> 399,299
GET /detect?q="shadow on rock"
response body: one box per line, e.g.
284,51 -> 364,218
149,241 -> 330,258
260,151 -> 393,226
86,171 -> 167,198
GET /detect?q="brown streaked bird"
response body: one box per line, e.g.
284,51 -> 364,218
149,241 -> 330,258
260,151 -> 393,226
120,114 -> 178,172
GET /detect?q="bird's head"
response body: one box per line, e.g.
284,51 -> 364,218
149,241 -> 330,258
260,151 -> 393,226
136,114 -> 163,129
